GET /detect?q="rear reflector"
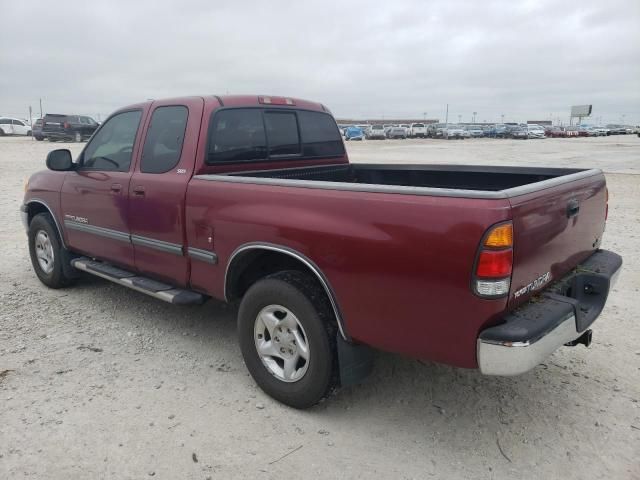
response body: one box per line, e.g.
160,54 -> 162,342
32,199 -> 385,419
476,250 -> 513,277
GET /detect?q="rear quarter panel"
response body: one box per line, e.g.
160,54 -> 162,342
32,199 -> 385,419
186,180 -> 512,368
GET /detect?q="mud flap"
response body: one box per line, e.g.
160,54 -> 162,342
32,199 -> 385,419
337,335 -> 374,387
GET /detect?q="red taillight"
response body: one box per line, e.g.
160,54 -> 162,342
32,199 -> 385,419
476,250 -> 513,277
473,221 -> 514,298
63,122 -> 70,129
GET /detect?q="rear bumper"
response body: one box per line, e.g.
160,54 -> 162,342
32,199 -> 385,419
477,249 -> 622,376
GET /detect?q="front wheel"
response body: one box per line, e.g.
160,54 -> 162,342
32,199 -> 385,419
28,213 -> 76,288
238,271 -> 338,409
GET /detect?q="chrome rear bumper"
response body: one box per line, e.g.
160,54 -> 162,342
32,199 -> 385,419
477,250 -> 622,376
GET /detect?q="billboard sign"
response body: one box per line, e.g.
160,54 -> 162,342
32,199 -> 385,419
570,105 -> 592,117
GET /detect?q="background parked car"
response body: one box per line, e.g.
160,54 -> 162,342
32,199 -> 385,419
576,126 -> 597,137
510,126 -> 528,139
527,124 -> 546,139
564,126 -> 580,137
465,125 -> 484,138
485,124 -> 509,138
0,117 -> 32,136
606,124 -> 627,135
409,123 -> 426,138
427,123 -> 446,138
366,124 -> 386,139
42,114 -> 99,142
387,126 -> 407,139
344,126 -> 365,141
32,118 -> 45,140
544,126 -> 566,138
443,125 -> 467,139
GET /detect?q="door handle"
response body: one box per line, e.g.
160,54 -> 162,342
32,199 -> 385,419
133,186 -> 146,197
110,183 -> 122,194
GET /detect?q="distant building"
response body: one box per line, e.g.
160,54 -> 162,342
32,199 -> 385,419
527,120 -> 552,126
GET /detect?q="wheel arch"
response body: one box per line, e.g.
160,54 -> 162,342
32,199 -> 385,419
25,199 -> 66,248
225,243 -> 349,340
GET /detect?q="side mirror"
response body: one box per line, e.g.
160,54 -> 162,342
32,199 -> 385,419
46,149 -> 73,171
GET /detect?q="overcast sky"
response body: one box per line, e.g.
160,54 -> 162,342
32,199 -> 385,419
1,0 -> 639,124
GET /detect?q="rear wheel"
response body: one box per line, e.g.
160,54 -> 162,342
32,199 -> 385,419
238,271 -> 338,409
28,213 -> 76,288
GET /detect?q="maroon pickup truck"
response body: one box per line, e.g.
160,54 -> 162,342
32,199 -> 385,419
22,95 -> 622,408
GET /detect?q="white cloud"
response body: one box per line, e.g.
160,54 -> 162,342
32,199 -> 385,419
1,0 -> 638,124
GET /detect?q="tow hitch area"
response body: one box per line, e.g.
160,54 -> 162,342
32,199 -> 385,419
564,329 -> 593,347
477,249 -> 621,376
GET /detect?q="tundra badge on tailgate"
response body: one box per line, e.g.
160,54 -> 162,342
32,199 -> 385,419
514,272 -> 551,298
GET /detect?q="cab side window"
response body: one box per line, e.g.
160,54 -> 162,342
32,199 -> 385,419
81,110 -> 142,172
208,109 -> 267,163
140,106 -> 188,174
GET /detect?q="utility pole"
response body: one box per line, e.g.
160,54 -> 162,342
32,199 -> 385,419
473,112 -> 477,123
423,112 -> 427,122
501,113 -> 504,124
29,106 -> 33,140
445,104 -> 449,126
39,98 -> 43,119
458,114 -> 461,124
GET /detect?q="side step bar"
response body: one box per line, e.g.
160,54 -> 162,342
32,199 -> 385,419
71,257 -> 206,305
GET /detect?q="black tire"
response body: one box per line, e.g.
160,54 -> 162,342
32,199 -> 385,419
0,128 -> 5,136
35,136 -> 44,141
238,271 -> 338,409
28,213 -> 76,289
27,130 -> 32,136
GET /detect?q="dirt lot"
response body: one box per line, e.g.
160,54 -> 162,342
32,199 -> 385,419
1,135 -> 639,479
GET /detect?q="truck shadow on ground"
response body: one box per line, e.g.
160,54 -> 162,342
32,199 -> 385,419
72,275 -> 614,443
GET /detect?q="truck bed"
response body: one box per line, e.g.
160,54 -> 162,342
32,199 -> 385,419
206,164 -> 596,198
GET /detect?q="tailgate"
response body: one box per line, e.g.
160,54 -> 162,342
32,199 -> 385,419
508,171 -> 607,308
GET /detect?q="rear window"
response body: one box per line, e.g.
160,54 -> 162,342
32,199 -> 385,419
297,110 -> 344,157
207,108 -> 343,164
264,111 -> 300,156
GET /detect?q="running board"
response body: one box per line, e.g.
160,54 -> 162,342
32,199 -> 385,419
71,258 -> 206,305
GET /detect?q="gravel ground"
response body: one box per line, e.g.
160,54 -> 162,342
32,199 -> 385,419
1,135 -> 639,479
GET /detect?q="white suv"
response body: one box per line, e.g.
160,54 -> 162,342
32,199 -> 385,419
409,123 -> 427,138
0,117 -> 32,136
